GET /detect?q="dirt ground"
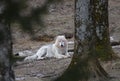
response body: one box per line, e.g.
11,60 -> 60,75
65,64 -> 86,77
14,47 -> 120,81
12,0 -> 120,81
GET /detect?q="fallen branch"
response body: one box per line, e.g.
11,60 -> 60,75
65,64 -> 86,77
68,41 -> 120,46
68,41 -> 120,52
14,41 -> 120,60
110,41 -> 120,46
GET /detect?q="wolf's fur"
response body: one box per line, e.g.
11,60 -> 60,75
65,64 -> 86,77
24,35 -> 70,61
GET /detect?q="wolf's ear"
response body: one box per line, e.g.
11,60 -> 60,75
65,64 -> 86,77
62,35 -> 65,37
62,35 -> 66,39
60,35 -> 65,38
55,35 -> 66,40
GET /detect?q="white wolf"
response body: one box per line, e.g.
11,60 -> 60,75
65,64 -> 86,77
24,35 -> 70,61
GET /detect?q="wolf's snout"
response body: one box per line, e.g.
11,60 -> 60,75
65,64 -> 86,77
60,42 -> 65,47
61,44 -> 64,47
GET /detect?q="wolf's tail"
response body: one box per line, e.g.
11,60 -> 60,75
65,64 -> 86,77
24,54 -> 38,61
24,46 -> 47,61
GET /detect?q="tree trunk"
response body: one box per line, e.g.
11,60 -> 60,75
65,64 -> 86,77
92,0 -> 116,60
54,0 -> 110,81
0,22 -> 15,81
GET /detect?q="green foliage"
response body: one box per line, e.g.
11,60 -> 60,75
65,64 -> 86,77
0,0 -> 61,32
95,44 -> 113,60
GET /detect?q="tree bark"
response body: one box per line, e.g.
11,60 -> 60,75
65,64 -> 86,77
92,0 -> 116,60
0,22 -> 15,81
54,0 -> 110,81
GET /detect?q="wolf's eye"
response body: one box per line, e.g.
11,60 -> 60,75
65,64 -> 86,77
58,40 -> 61,42
62,40 -> 65,42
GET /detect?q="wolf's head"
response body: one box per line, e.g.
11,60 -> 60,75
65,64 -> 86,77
54,35 -> 68,48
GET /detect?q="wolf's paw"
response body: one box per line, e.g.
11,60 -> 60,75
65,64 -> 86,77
37,56 -> 45,60
55,54 -> 68,59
